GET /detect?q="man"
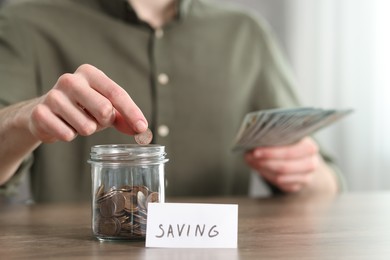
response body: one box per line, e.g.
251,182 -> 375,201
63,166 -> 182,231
0,0 -> 341,203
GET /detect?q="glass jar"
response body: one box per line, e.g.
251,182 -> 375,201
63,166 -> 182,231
88,144 -> 168,241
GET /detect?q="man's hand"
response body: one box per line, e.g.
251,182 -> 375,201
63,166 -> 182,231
244,137 -> 338,194
0,64 -> 148,185
28,64 -> 148,143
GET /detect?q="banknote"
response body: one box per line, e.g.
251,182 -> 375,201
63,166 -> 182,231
232,107 -> 353,151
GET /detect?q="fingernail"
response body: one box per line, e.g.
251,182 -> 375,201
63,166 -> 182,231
135,120 -> 147,133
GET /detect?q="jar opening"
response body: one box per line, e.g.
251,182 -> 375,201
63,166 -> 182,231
88,144 -> 168,165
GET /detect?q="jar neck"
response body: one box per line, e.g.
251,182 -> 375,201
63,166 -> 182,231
89,144 -> 168,165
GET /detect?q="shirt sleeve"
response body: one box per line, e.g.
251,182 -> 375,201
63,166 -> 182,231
0,155 -> 33,198
0,6 -> 37,198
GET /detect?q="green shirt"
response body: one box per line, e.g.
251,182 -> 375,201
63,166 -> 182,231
0,0 -> 332,202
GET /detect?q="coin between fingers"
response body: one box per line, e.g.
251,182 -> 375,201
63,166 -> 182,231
134,128 -> 153,145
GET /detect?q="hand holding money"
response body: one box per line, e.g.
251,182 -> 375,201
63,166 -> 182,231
236,107 -> 351,193
25,64 -> 148,143
245,137 -> 324,193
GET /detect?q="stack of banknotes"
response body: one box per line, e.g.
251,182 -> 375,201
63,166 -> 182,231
232,107 -> 353,151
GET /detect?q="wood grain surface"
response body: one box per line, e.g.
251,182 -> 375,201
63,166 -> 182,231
1,192 -> 390,259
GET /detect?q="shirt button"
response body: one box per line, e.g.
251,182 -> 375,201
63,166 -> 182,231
155,29 -> 164,39
158,125 -> 169,137
158,73 -> 169,85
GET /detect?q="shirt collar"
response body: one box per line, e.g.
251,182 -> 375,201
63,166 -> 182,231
97,0 -> 192,25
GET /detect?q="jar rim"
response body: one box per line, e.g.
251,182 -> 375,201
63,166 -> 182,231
91,144 -> 163,150
88,144 -> 168,164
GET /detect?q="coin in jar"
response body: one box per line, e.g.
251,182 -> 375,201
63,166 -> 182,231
123,191 -> 138,213
100,198 -> 116,218
137,191 -> 147,210
147,192 -> 159,203
95,184 -> 105,200
146,192 -> 159,209
111,192 -> 126,215
98,217 -> 121,236
134,128 -> 153,145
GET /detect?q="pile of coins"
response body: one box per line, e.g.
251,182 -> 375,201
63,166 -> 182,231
93,184 -> 159,239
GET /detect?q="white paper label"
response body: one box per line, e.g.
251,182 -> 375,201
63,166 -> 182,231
145,203 -> 238,248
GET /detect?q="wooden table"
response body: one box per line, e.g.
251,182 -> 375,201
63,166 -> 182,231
1,192 -> 390,259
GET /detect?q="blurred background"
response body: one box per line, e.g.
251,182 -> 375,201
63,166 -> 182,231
225,0 -> 390,192
0,0 -> 388,193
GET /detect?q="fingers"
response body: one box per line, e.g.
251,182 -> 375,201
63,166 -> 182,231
246,152 -> 320,175
256,167 -> 315,193
55,73 -> 115,129
245,137 -> 320,193
29,64 -> 148,143
75,64 -> 147,134
43,87 -> 99,136
30,102 -> 78,142
251,137 -> 319,160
